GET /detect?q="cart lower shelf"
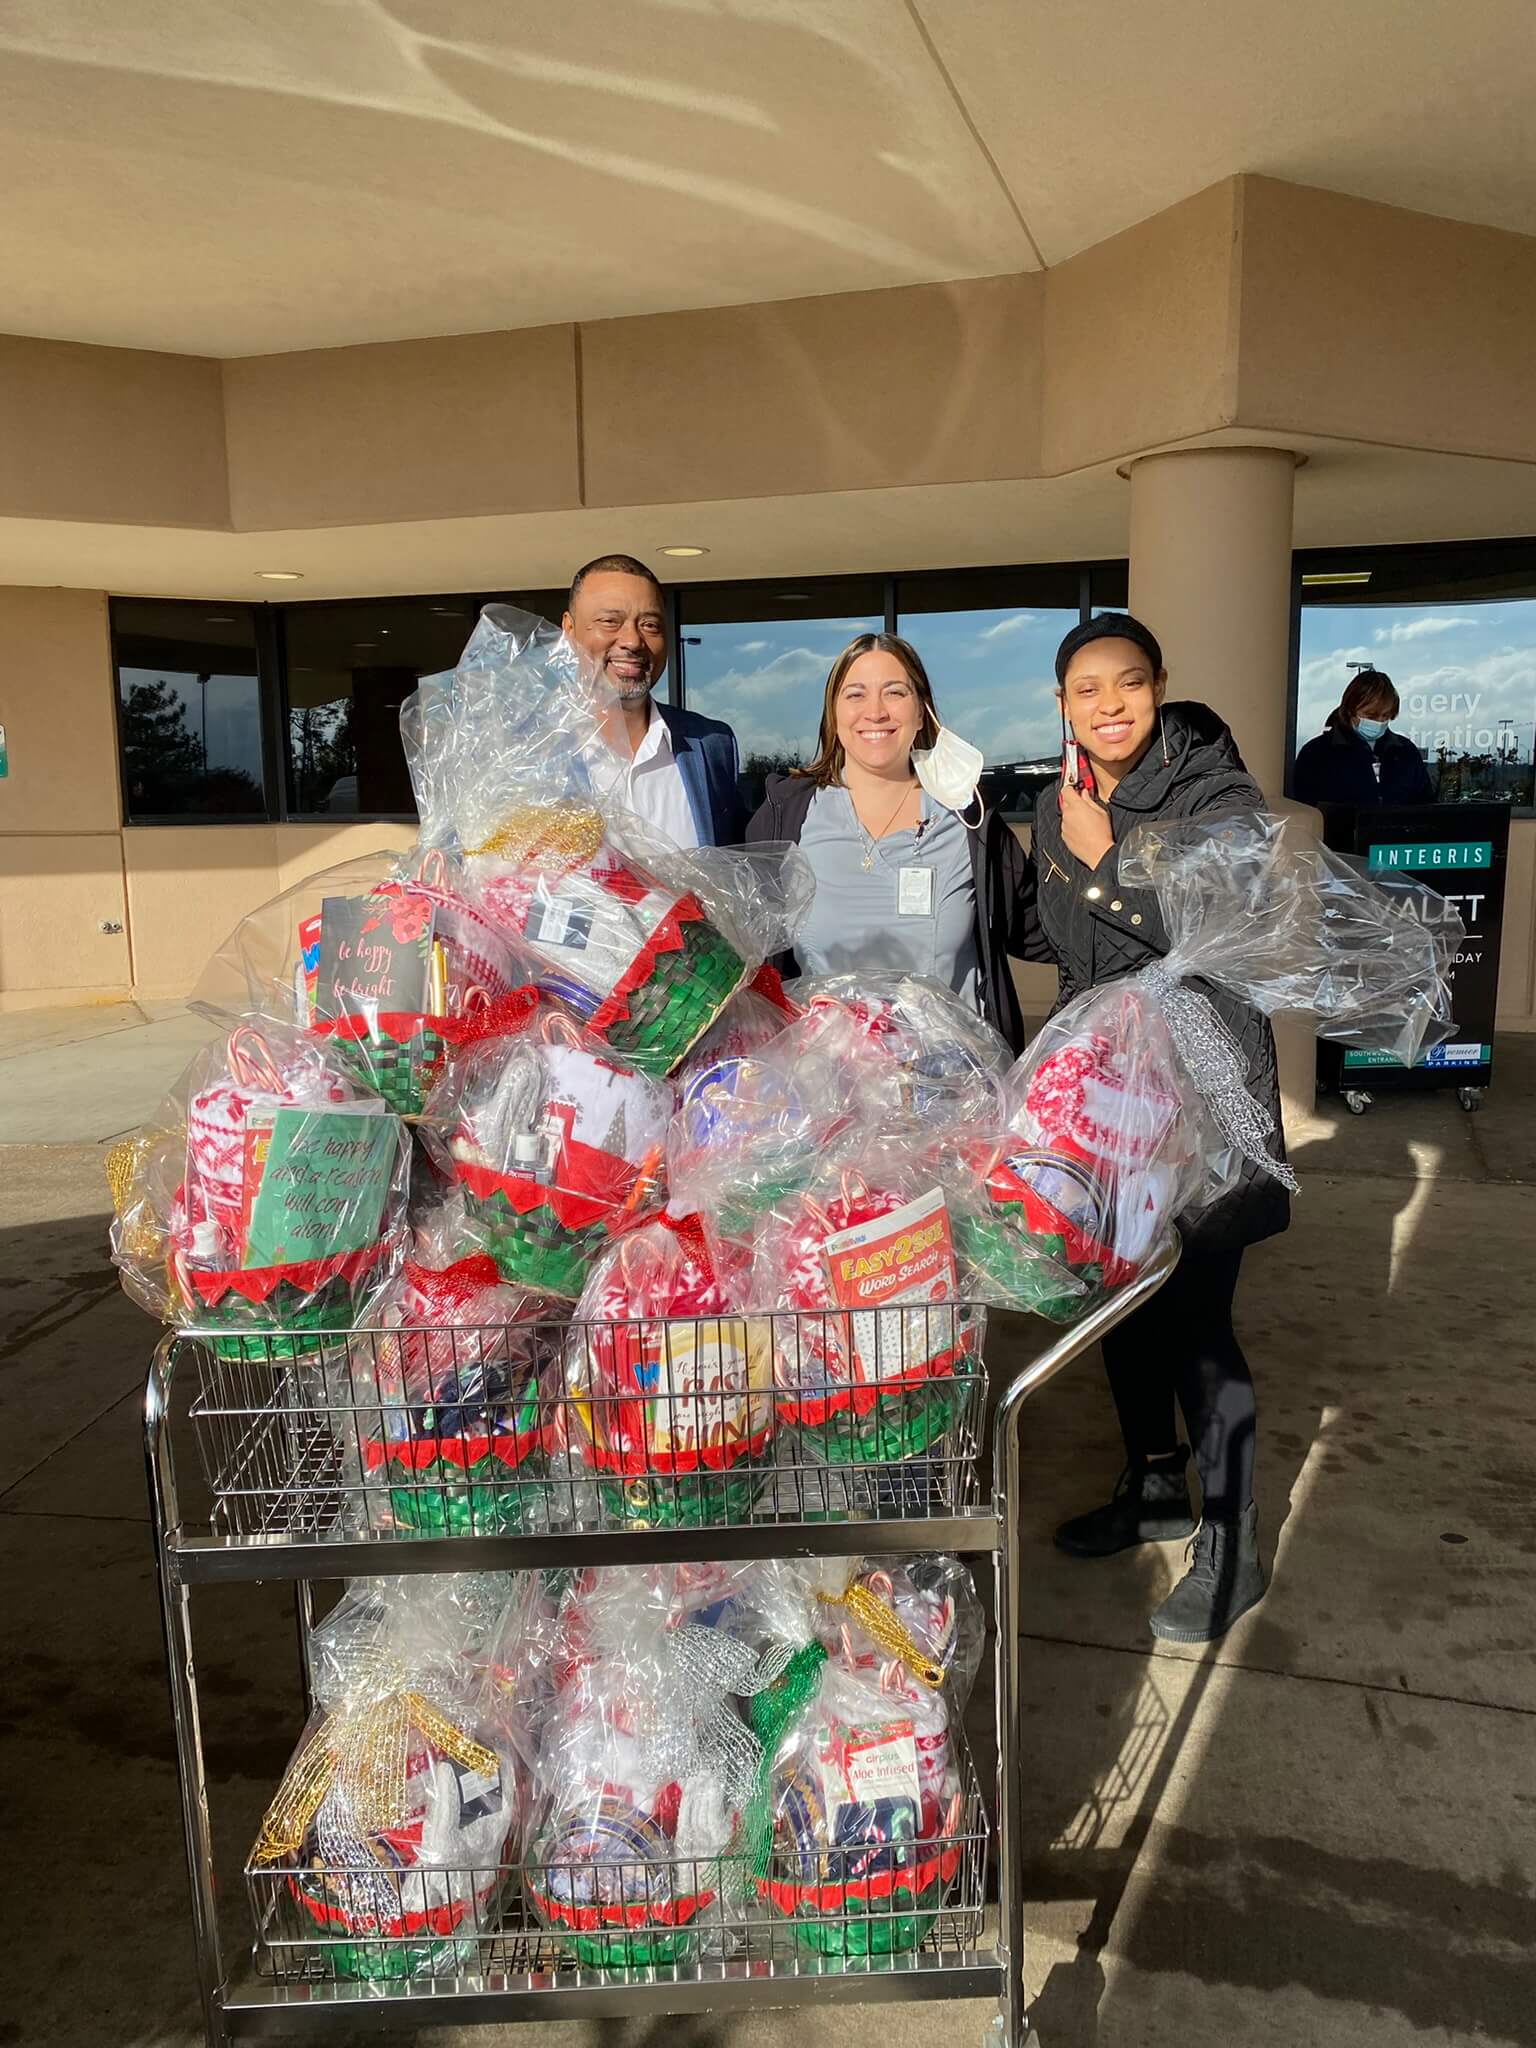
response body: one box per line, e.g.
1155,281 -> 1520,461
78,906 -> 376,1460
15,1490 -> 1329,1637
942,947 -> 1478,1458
219,1947 -> 1003,2033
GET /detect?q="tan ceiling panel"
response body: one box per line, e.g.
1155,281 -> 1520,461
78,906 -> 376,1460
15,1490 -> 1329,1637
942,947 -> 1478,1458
582,272 -> 1041,507
0,0 -> 1034,357
918,0 -> 1536,264
223,325 -> 581,529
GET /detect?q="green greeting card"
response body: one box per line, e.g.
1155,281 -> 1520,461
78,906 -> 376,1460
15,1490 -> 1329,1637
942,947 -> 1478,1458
241,1106 -> 397,1269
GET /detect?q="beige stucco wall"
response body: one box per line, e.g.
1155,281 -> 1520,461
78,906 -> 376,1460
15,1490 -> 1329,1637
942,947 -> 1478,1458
1235,177 -> 1536,462
223,328 -> 583,531
1041,179 -> 1241,477
582,272 -> 1040,508
0,335 -> 228,530
6,176 -> 1536,539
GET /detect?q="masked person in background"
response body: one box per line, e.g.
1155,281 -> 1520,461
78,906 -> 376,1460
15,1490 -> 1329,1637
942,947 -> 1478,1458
1034,612 -> 1286,1644
744,632 -> 1044,1051
1293,667 -> 1435,809
564,553 -> 747,848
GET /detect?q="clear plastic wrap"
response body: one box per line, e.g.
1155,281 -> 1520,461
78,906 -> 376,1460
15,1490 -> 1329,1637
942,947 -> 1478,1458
557,1209 -> 775,1530
400,605 -> 814,1075
778,973 -> 1013,1136
193,847 -> 523,1118
734,1557 -> 981,1957
943,980 -> 1215,1314
993,809 -> 1466,1236
520,1564 -> 780,1968
248,1574 -> 524,1981
419,997 -> 670,1301
359,1202 -> 563,1537
108,1019 -> 411,1357
1118,809 -> 1462,1061
753,1136 -> 983,1469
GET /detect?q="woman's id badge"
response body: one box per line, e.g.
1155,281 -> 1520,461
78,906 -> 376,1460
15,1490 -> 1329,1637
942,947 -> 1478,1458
897,866 -> 934,916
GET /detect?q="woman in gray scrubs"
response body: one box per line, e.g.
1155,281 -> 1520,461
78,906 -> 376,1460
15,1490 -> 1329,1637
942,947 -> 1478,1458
744,633 -> 1045,1050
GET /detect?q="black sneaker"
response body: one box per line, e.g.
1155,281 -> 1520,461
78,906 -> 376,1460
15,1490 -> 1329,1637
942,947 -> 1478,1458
1054,1449 -> 1197,1558
1148,1504 -> 1266,1642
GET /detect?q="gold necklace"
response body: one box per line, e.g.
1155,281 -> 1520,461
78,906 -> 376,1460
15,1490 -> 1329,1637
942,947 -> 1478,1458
853,781 -> 917,869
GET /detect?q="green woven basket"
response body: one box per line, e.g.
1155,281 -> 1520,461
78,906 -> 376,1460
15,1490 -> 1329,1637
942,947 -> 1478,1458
464,1188 -> 612,1300
596,1464 -> 766,1531
790,1355 -> 978,1469
200,1276 -> 363,1364
333,1024 -> 445,1118
310,1934 -> 476,1981
386,1463 -> 547,1537
780,1876 -> 945,1958
599,925 -> 744,1077
953,1212 -> 1091,1325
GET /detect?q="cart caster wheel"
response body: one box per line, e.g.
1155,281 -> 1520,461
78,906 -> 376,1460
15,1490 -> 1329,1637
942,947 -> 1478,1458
1344,1090 -> 1373,1116
1458,1086 -> 1484,1113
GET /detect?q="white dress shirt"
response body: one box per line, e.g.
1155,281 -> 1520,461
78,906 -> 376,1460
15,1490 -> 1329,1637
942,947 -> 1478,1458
587,704 -> 701,850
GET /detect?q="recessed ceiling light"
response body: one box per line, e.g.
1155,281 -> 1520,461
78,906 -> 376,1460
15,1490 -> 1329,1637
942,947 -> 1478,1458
353,641 -> 378,649
205,613 -> 238,622
256,569 -> 304,581
659,545 -> 709,558
776,592 -> 810,601
1300,570 -> 1372,587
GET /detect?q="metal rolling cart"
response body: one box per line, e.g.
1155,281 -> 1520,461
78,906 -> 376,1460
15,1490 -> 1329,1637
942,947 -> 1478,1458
145,1239 -> 1177,2048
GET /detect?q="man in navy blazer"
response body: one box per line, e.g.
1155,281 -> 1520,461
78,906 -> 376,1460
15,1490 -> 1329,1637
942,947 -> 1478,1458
563,553 -> 746,848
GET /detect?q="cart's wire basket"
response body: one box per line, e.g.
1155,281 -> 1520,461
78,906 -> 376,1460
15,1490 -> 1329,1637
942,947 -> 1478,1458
246,1741 -> 989,1986
183,1304 -> 987,1541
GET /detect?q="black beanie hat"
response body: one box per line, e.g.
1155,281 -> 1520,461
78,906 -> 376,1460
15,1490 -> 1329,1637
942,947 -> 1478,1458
1054,611 -> 1164,686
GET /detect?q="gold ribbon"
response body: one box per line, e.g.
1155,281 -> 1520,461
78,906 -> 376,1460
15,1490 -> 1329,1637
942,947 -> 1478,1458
817,1584 -> 945,1689
252,1689 -> 499,1864
104,1129 -> 173,1262
469,801 -> 605,869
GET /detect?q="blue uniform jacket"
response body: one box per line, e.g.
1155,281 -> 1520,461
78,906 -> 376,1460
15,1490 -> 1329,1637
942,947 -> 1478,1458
654,700 -> 747,847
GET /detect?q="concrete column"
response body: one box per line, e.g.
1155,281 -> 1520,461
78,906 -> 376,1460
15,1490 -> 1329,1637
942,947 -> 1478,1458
1126,445 -> 1320,1132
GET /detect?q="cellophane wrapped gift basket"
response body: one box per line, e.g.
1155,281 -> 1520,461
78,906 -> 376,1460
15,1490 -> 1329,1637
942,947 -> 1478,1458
556,1208 -> 775,1529
516,1562 -> 782,1968
247,1573 -> 526,1980
400,604 -> 812,1077
109,1017 -> 411,1365
420,996 -> 671,1301
194,847 -> 523,1118
358,1200 -> 560,1537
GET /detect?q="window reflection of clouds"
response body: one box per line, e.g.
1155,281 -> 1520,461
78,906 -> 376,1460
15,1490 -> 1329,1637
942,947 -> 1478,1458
1296,602 -> 1536,766
684,604 -> 1075,769
899,607 -> 1075,765
682,615 -> 883,764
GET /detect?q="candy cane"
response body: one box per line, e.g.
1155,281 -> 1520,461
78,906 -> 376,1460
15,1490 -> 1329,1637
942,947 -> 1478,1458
227,1025 -> 287,1096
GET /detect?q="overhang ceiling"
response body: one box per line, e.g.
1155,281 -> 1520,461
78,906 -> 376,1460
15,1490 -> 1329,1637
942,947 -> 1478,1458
6,435 -> 1535,601
0,0 -> 1532,356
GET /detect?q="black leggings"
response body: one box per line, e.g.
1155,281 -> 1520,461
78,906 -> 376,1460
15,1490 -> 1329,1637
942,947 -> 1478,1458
1098,1246 -> 1256,1522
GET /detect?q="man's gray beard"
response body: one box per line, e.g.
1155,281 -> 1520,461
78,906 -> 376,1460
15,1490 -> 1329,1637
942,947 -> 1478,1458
611,676 -> 654,706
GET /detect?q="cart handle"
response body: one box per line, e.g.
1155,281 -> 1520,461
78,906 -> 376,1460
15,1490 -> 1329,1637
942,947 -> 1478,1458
990,1231 -> 1181,1474
988,1228 -> 1180,2048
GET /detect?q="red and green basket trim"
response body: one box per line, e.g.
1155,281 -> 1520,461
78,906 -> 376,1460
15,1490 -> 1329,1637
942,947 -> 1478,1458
364,1424 -> 540,1474
181,1238 -> 389,1309
586,884 -> 710,1040
453,1154 -> 644,1234
308,1011 -> 441,1050
774,1332 -> 975,1431
288,1873 -> 480,1940
757,1839 -> 960,1917
578,1418 -> 773,1479
523,1882 -> 715,1933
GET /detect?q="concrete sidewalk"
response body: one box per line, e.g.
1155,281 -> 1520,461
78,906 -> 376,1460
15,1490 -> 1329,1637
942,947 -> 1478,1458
1,1011 -> 1533,2047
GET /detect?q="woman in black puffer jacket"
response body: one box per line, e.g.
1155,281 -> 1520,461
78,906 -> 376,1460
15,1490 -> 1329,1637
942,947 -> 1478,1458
1034,613 -> 1287,1645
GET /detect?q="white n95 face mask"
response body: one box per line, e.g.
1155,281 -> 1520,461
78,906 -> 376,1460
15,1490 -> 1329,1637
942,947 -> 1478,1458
913,725 -> 985,818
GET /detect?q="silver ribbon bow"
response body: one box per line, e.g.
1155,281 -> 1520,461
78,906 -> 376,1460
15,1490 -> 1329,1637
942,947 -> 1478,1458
640,1627 -> 793,1813
1139,964 -> 1300,1193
